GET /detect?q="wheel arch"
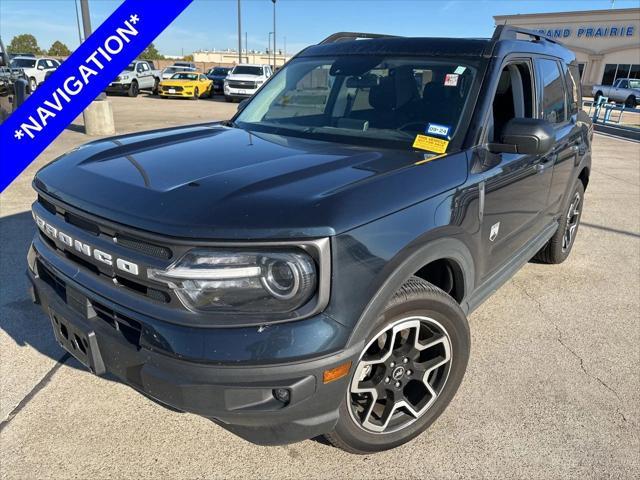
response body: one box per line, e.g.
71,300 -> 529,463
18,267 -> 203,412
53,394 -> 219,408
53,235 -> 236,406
578,166 -> 590,191
346,237 -> 475,348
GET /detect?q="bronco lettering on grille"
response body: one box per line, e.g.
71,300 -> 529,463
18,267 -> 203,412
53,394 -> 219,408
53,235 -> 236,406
34,213 -> 140,276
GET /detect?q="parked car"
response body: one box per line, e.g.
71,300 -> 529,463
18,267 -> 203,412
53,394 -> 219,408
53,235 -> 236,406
224,63 -> 272,102
160,65 -> 196,79
106,60 -> 162,97
592,78 -> 640,107
28,26 -> 592,454
172,61 -> 196,69
158,71 -> 212,99
9,56 -> 60,92
206,66 -> 231,94
1,37 -> 30,122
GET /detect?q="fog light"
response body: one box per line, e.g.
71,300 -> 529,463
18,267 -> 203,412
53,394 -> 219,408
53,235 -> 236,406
273,388 -> 290,404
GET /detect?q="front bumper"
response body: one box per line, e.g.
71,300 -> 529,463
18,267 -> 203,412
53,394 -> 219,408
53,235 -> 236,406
159,89 -> 194,98
27,241 -> 359,445
105,82 -> 131,93
224,86 -> 258,98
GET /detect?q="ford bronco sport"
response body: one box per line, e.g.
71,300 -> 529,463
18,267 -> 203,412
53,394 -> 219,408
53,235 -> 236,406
27,26 -> 592,454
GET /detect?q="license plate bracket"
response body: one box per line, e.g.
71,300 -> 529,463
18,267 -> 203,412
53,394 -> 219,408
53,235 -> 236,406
49,309 -> 106,375
168,88 -> 176,94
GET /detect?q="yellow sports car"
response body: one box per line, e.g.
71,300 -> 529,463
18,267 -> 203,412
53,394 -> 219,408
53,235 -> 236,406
159,72 -> 213,99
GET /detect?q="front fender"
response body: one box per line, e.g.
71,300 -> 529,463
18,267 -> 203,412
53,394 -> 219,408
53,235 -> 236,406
344,236 -> 475,347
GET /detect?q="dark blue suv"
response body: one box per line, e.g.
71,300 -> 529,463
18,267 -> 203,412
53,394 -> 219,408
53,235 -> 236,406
27,26 -> 591,454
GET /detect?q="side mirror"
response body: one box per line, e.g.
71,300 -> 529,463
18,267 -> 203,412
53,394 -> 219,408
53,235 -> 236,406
237,98 -> 250,112
489,118 -> 555,155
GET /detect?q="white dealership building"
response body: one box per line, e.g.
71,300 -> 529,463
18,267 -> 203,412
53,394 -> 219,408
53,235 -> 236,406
494,8 -> 640,91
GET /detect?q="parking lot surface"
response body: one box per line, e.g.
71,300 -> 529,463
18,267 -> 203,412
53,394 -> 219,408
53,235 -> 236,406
1,95 -> 639,479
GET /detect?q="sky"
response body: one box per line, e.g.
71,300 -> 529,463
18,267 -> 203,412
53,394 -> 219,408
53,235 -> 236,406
1,0 -> 638,57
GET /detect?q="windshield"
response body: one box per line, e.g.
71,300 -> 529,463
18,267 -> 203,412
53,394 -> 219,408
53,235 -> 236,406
171,73 -> 198,80
210,68 -> 229,76
10,58 -> 36,68
232,66 -> 263,76
235,56 -> 477,149
124,63 -> 135,71
629,79 -> 640,89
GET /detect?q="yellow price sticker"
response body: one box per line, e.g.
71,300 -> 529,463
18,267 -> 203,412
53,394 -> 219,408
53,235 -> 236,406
412,134 -> 449,154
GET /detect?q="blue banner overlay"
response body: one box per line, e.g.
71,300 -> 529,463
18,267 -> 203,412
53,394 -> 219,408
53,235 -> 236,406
0,0 -> 193,192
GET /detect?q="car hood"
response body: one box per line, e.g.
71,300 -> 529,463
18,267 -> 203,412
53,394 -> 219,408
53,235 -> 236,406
160,79 -> 200,86
35,124 -> 468,239
226,74 -> 262,82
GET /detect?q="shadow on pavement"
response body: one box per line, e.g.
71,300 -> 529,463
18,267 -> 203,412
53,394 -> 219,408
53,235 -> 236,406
0,211 -> 84,371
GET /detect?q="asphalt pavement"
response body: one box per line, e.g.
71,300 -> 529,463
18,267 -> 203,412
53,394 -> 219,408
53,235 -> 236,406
1,95 -> 638,479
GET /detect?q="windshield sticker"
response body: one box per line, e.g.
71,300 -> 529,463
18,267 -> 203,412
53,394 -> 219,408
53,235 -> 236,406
426,123 -> 451,138
454,66 -> 466,75
444,74 -> 459,87
413,135 -> 449,154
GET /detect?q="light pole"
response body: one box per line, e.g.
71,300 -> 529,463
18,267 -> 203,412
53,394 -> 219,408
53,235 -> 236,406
271,0 -> 276,68
79,0 -> 114,133
268,31 -> 273,62
74,0 -> 84,43
237,0 -> 242,64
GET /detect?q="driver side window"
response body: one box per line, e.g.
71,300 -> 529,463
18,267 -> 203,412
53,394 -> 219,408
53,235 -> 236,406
487,61 -> 534,143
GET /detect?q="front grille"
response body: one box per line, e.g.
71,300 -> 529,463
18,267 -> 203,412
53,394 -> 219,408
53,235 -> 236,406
162,85 -> 183,92
36,195 -> 173,260
115,235 -> 172,259
35,194 -> 174,304
228,81 -> 257,89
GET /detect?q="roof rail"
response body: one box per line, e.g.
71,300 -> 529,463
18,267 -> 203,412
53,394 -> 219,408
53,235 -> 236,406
318,32 -> 399,45
484,24 -> 560,57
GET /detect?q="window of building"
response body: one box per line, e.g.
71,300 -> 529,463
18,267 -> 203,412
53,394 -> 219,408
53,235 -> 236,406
601,63 -> 640,85
536,58 -> 566,124
602,64 -> 618,85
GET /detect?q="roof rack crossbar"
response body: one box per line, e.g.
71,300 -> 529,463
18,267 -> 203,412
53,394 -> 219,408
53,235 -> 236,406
319,32 -> 399,45
484,25 -> 560,57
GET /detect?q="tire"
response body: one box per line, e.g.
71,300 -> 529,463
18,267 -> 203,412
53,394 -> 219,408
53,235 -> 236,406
28,77 -> 37,93
324,277 -> 470,454
152,78 -> 159,95
193,87 -> 200,100
225,95 -> 233,103
534,180 -> 585,264
127,80 -> 139,97
625,95 -> 636,108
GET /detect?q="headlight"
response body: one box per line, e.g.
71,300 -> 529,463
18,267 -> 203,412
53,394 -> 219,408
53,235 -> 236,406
120,75 -> 130,81
148,249 -> 318,314
256,80 -> 264,85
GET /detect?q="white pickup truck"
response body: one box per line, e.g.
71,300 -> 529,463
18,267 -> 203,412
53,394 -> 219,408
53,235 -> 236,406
106,60 -> 162,97
592,78 -> 640,107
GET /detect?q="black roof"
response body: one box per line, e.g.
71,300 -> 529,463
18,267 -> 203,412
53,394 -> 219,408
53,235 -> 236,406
300,37 -> 490,58
298,26 -> 575,63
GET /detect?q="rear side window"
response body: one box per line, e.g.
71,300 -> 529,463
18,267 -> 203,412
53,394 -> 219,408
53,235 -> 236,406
563,63 -> 581,115
536,58 -> 566,124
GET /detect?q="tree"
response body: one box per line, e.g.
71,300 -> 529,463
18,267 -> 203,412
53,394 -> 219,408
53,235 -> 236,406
48,40 -> 71,57
139,43 -> 164,60
7,34 -> 42,55
182,54 -> 194,62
